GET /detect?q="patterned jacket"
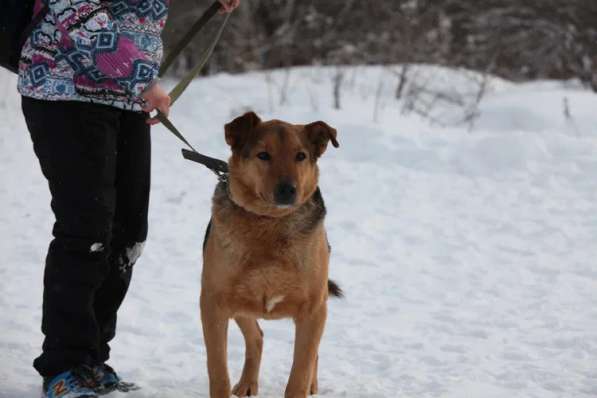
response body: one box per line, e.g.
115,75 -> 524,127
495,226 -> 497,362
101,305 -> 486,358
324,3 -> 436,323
18,0 -> 169,111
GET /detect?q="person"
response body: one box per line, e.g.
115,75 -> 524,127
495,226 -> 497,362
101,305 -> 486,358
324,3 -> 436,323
18,0 -> 240,397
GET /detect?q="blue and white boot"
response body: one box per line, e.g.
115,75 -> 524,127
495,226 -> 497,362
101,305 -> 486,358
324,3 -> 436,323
93,364 -> 140,394
43,366 -> 98,398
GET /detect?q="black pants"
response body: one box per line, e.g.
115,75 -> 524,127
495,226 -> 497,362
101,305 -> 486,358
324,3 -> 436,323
21,97 -> 151,378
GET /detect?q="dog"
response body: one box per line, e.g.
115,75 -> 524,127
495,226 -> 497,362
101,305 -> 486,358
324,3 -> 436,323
200,111 -> 342,398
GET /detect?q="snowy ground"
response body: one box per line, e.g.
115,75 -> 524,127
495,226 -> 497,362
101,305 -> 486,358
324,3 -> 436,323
1,66 -> 597,398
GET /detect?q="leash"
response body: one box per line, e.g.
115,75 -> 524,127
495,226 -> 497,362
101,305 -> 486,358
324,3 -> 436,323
158,1 -> 221,78
155,1 -> 231,181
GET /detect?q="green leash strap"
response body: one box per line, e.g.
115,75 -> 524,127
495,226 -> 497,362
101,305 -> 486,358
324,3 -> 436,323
154,1 -> 232,178
157,112 -> 229,179
156,112 -> 196,152
159,1 -> 222,78
168,11 -> 231,105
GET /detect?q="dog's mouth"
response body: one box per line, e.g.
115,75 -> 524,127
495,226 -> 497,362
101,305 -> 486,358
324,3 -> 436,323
275,204 -> 294,209
259,192 -> 297,210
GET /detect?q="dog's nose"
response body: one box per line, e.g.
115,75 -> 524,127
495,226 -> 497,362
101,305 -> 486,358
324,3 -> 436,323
274,182 -> 297,205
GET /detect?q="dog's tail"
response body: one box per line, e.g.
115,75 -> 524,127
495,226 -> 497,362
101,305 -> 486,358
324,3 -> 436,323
327,279 -> 344,298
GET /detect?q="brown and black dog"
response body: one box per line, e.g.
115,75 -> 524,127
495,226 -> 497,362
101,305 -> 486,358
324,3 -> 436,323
200,111 -> 342,398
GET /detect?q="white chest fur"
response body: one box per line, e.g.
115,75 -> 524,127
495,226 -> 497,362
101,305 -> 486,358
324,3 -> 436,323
265,295 -> 285,312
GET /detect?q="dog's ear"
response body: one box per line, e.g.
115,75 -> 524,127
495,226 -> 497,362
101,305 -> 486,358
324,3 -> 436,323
305,121 -> 339,159
225,111 -> 262,152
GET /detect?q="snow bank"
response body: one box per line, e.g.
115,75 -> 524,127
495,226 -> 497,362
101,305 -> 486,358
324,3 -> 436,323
1,66 -> 597,398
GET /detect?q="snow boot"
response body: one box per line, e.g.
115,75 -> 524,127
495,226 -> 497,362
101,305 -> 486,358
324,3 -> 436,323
43,366 -> 98,398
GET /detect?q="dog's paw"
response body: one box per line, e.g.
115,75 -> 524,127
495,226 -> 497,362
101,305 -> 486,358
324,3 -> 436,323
309,378 -> 318,395
232,379 -> 259,397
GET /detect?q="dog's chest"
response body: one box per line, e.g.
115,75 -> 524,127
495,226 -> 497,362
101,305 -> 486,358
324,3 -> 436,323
208,197 -> 324,318
228,253 -> 308,318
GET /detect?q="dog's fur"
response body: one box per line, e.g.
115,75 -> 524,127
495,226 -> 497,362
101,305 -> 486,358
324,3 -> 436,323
200,112 -> 340,398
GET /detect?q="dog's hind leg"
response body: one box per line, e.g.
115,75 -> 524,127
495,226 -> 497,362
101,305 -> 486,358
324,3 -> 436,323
285,304 -> 327,398
232,317 -> 263,397
309,354 -> 318,395
200,293 -> 231,398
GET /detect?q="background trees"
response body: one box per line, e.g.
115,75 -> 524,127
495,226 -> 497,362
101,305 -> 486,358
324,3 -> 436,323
163,0 -> 596,91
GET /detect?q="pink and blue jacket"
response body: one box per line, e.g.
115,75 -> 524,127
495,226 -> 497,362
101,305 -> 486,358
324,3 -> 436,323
18,0 -> 169,111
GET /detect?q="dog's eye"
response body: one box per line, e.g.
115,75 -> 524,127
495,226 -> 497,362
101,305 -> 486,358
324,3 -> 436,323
257,152 -> 271,161
296,152 -> 307,162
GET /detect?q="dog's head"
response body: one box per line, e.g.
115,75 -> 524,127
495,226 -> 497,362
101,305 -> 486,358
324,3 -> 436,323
224,111 -> 339,217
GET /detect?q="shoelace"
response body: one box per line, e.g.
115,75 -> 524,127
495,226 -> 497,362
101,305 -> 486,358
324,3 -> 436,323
100,364 -> 117,377
92,364 -> 140,393
70,366 -> 98,389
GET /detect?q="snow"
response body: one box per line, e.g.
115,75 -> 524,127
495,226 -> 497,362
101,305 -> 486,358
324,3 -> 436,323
91,243 -> 105,253
1,65 -> 597,398
123,242 -> 146,266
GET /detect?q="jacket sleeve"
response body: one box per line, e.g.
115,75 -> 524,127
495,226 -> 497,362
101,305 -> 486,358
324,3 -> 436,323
48,0 -> 159,98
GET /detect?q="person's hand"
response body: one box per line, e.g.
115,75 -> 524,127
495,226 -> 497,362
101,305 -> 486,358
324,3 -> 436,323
141,82 -> 171,125
218,0 -> 240,13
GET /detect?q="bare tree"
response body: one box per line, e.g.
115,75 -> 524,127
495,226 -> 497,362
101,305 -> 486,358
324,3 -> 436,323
445,0 -> 597,91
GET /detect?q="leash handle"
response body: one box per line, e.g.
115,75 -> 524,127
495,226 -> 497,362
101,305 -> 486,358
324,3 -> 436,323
159,1 -> 222,77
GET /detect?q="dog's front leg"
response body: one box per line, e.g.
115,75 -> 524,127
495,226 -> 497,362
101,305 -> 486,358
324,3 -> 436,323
285,303 -> 327,398
201,292 -> 231,398
232,317 -> 263,396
